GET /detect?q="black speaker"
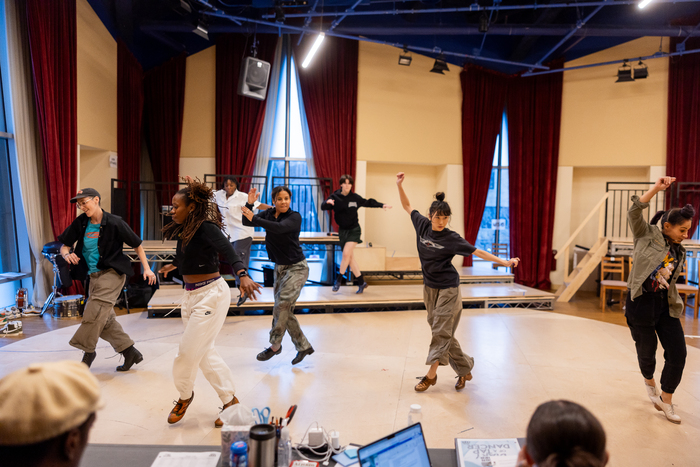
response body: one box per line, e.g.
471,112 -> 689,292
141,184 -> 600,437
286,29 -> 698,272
237,56 -> 271,101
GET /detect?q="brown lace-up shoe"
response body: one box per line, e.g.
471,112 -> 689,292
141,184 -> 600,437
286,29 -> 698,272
455,373 -> 472,390
414,375 -> 437,392
168,392 -> 194,424
215,396 -> 240,428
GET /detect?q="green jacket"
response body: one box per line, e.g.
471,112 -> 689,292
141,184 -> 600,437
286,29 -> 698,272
627,195 -> 685,318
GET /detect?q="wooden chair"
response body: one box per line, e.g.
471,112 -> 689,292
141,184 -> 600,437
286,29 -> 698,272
491,243 -> 509,270
600,256 -> 627,311
676,259 -> 699,319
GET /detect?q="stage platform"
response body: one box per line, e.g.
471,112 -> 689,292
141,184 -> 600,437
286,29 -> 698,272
147,282 -> 553,317
363,266 -> 514,284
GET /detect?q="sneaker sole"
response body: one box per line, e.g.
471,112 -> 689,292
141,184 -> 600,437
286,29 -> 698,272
654,404 -> 681,424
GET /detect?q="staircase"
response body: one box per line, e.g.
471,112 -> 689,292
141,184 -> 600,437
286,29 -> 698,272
554,192 -> 609,303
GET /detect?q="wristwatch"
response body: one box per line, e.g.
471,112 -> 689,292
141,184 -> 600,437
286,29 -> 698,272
238,270 -> 249,278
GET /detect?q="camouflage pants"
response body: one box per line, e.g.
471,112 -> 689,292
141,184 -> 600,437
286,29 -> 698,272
424,285 -> 474,377
270,260 -> 311,351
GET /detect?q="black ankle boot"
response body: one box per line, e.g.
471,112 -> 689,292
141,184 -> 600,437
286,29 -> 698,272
332,275 -> 343,292
116,345 -> 143,372
82,351 -> 97,368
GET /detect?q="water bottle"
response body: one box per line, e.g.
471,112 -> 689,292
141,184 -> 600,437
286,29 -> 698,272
408,404 -> 422,426
277,427 -> 292,467
231,440 -> 248,467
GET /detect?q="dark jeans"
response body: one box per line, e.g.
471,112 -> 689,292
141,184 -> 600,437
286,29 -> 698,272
626,292 -> 687,394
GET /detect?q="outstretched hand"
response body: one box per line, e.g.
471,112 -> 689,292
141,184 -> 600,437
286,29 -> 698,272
655,176 -> 676,191
239,276 -> 262,301
504,257 -> 521,268
159,263 -> 177,278
247,188 -> 260,205
241,206 -> 255,221
383,204 -> 392,210
396,172 -> 405,185
326,199 -> 335,206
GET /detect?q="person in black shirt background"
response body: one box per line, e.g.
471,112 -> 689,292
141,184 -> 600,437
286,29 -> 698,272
321,174 -> 391,293
242,186 -> 315,365
159,178 -> 261,427
58,188 -> 156,371
396,172 -> 520,392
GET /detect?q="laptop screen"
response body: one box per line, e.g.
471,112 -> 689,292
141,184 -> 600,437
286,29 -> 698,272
358,423 -> 432,467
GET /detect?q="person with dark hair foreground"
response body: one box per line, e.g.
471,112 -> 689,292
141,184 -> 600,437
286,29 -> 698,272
0,361 -> 102,467
396,172 -> 520,392
159,178 -> 261,427
214,176 -> 272,305
626,176 -> 695,424
58,188 -> 156,371
516,400 -> 609,467
321,174 -> 391,293
242,186 -> 315,365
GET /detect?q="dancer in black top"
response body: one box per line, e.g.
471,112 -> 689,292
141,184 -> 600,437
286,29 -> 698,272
321,174 -> 391,293
242,186 -> 315,365
159,178 -> 261,427
396,172 -> 520,392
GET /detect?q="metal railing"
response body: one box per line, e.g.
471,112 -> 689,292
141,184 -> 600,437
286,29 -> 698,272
605,182 -> 666,238
203,174 -> 268,197
271,176 -> 333,232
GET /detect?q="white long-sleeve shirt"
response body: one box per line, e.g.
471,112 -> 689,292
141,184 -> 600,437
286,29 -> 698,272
214,189 -> 261,242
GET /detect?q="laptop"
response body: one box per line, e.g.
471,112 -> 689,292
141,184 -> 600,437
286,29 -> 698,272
358,423 -> 432,467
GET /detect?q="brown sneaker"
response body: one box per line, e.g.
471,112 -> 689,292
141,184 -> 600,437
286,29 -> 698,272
168,392 -> 194,424
414,375 -> 437,392
214,395 -> 240,428
455,373 -> 472,390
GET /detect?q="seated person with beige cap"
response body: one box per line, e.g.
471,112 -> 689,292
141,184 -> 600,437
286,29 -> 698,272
0,361 -> 102,467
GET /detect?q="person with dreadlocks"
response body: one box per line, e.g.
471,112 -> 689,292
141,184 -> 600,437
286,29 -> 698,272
396,172 -> 520,392
159,177 -> 262,427
241,186 -> 315,365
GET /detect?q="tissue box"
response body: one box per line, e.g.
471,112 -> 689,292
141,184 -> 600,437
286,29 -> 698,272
221,425 -> 252,467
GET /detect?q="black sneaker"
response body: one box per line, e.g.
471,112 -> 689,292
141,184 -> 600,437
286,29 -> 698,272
292,347 -> 314,365
356,282 -> 368,294
117,345 -> 143,371
257,346 -> 282,361
332,277 -> 342,292
82,351 -> 97,368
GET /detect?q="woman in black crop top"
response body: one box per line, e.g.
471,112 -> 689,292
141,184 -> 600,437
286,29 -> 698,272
158,178 -> 261,427
242,186 -> 315,366
396,172 -> 520,393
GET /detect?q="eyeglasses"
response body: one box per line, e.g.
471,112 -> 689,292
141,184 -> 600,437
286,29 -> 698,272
77,197 -> 94,208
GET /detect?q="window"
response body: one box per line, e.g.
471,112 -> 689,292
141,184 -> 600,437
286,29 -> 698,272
474,112 -> 509,261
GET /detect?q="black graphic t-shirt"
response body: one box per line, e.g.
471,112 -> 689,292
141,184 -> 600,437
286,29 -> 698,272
642,239 -> 681,294
411,210 -> 476,289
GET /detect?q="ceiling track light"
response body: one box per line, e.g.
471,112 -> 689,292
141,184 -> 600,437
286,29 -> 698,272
634,59 -> 649,79
616,60 -> 634,82
302,32 -> 325,69
430,55 -> 450,74
638,0 -> 653,8
274,5 -> 285,22
479,13 -> 489,33
193,18 -> 209,40
398,46 -> 412,66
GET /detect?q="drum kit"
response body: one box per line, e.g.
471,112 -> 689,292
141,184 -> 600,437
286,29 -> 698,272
41,241 -> 84,318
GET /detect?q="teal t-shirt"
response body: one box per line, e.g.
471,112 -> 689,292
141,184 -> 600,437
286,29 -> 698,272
83,223 -> 101,275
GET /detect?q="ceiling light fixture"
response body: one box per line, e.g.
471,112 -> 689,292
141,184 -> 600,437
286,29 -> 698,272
430,55 -> 450,74
302,32 -> 325,69
615,60 -> 634,82
479,13 -> 489,33
638,0 -> 653,8
193,18 -> 209,40
633,59 -> 648,79
274,5 -> 285,22
398,47 -> 412,66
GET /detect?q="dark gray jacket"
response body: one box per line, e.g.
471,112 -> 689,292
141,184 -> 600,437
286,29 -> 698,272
627,195 -> 685,318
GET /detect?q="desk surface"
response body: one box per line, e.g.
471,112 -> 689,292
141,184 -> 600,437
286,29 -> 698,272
80,444 -> 458,467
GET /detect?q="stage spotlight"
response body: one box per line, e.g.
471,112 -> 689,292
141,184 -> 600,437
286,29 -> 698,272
634,60 -> 648,79
479,13 -> 489,33
616,60 -> 634,82
398,47 -> 412,66
430,55 -> 449,74
193,18 -> 209,40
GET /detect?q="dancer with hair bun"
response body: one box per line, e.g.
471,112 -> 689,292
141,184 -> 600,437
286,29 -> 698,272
159,177 -> 261,427
516,400 -> 609,467
396,172 -> 520,392
626,176 -> 695,424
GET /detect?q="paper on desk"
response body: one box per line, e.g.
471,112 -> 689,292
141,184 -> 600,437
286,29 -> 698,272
491,455 -> 518,467
150,451 -> 221,467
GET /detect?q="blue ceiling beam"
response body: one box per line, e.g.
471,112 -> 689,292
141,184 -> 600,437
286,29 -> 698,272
261,0 -> 700,19
297,0 -> 320,45
329,0 -> 365,31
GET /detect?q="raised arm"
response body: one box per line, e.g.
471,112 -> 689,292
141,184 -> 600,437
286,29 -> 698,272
473,249 -> 520,268
628,176 -> 675,239
396,172 -> 412,214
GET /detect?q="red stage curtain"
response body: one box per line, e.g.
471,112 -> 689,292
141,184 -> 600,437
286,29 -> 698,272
667,38 -> 700,237
25,0 -> 77,239
117,40 -> 143,231
144,53 -> 187,206
460,65 -> 508,266
216,34 -> 277,185
507,68 -> 563,290
295,36 -> 358,213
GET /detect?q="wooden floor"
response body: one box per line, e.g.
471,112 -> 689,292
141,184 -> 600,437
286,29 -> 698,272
3,290 -> 699,349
